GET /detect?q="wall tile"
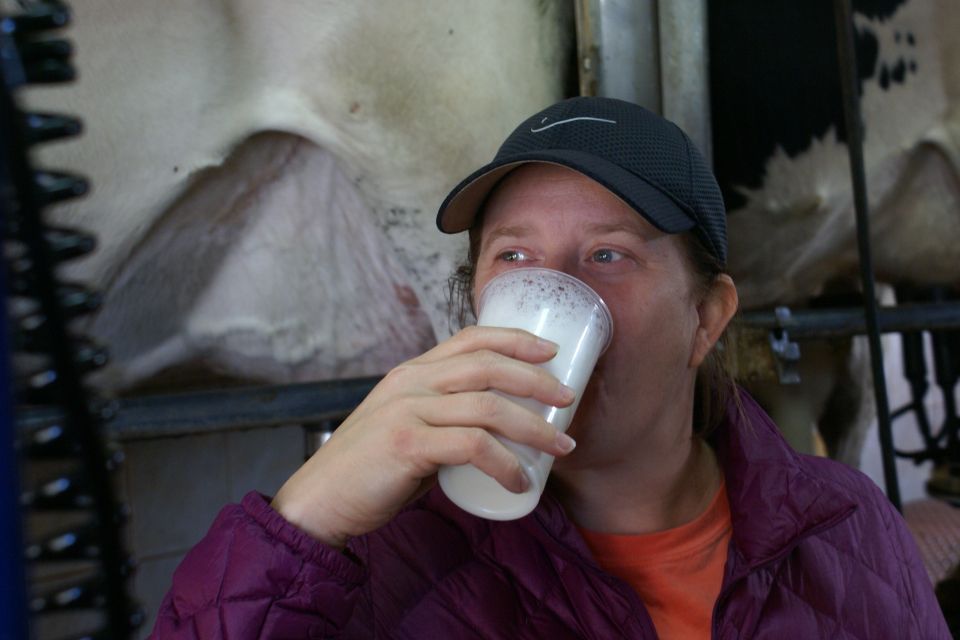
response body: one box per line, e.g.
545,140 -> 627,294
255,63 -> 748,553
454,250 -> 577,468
124,433 -> 230,558
225,424 -> 304,502
132,552 -> 184,639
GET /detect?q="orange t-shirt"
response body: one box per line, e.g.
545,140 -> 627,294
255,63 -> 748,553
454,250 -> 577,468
577,483 -> 732,639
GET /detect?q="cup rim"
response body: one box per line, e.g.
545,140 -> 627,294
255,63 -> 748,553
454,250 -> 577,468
476,267 -> 614,354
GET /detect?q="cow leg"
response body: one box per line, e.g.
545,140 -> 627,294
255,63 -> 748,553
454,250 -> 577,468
746,338 -> 852,456
817,335 -> 877,467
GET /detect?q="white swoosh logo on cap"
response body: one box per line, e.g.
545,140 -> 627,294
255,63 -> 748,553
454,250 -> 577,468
530,117 -> 617,133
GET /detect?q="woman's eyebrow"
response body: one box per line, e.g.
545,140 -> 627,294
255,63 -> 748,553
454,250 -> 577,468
482,221 -> 648,246
483,224 -> 534,245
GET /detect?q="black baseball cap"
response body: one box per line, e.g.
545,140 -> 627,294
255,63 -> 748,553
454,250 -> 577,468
436,96 -> 727,266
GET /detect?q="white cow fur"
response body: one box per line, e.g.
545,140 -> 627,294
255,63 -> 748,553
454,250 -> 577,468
19,0 -> 574,389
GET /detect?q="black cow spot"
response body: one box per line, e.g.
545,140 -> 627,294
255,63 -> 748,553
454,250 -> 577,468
907,32 -> 915,46
859,28 -> 880,79
890,58 -> 907,84
910,60 -> 918,73
879,64 -> 891,90
878,58 -> 908,90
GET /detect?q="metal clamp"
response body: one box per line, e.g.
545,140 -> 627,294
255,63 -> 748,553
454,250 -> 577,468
769,306 -> 801,384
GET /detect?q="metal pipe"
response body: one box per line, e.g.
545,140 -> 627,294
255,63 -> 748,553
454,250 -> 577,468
833,0 -> 901,510
18,376 -> 382,441
575,0 -> 662,111
658,0 -> 712,161
575,0 -> 713,159
738,301 -> 960,339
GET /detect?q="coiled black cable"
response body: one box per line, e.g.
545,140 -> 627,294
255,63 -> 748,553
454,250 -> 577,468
1,1 -> 141,637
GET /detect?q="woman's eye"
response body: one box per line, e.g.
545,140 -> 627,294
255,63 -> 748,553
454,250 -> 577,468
497,249 -> 528,263
590,248 -> 624,263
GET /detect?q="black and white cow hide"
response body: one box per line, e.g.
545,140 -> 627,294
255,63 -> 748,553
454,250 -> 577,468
710,0 -> 960,463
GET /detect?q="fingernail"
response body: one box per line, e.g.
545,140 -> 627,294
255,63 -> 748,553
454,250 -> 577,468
555,432 -> 577,454
537,337 -> 559,353
560,384 -> 576,403
518,470 -> 531,492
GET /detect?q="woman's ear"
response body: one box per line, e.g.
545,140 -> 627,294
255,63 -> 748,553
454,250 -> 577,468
689,274 -> 738,368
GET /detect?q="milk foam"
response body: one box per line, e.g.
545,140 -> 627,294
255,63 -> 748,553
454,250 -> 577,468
477,269 -> 612,365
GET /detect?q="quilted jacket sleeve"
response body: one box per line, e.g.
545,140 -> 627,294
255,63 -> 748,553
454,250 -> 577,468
149,492 -> 369,639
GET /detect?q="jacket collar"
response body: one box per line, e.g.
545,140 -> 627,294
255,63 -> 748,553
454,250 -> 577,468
715,390 -> 858,568
518,390 -> 859,570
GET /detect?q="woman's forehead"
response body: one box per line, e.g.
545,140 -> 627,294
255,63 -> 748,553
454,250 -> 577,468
479,164 -> 657,240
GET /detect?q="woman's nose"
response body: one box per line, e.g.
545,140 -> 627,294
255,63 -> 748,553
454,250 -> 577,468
541,254 -> 580,278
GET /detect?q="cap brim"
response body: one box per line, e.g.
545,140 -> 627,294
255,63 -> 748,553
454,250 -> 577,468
436,149 -> 698,235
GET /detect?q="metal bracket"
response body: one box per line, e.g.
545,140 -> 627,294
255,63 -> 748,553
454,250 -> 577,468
769,306 -> 801,384
304,418 -> 341,458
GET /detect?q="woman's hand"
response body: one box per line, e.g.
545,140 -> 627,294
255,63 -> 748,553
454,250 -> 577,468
270,326 -> 578,548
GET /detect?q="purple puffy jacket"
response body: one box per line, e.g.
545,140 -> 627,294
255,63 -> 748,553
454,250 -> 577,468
151,392 -> 949,638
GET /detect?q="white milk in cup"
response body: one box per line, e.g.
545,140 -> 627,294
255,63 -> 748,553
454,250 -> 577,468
438,267 -> 613,520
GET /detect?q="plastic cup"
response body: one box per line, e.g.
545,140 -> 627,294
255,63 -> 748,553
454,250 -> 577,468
438,267 -> 613,520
